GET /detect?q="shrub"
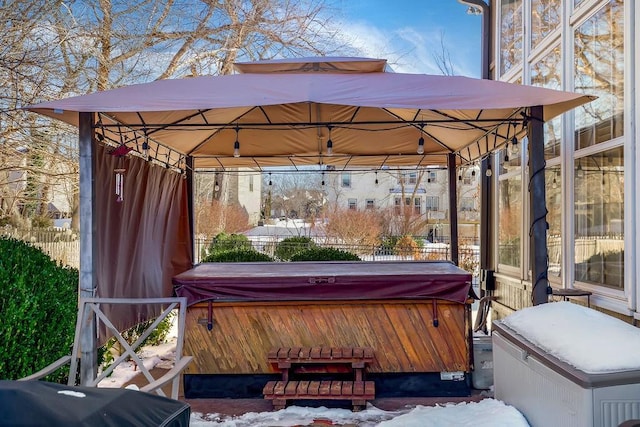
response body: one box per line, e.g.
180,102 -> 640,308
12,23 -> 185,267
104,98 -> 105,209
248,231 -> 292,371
202,249 -> 274,262
290,247 -> 361,262
205,232 -> 252,256
274,236 -> 317,261
394,235 -> 420,258
0,237 -> 78,382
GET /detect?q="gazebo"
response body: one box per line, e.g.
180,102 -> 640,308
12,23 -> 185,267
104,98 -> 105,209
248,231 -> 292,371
25,57 -> 594,386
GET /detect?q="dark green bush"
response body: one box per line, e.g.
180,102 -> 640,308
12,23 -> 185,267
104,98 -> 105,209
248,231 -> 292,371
0,237 -> 78,382
206,232 -> 252,255
202,249 -> 274,262
274,236 -> 317,261
290,247 -> 361,261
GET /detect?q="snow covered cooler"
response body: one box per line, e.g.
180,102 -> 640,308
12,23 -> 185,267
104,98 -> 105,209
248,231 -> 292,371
173,260 -> 474,398
493,302 -> 640,427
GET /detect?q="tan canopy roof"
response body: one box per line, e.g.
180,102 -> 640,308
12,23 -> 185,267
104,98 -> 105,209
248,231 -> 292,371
26,57 -> 594,170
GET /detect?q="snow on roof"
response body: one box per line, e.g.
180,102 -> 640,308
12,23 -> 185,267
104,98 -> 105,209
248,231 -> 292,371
501,301 -> 640,373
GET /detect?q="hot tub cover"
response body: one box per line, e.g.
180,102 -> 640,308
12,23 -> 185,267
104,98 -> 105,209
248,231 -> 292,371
0,380 -> 190,427
173,260 -> 472,305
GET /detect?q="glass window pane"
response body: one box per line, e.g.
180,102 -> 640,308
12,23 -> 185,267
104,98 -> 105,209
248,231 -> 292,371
531,0 -> 560,49
500,0 -> 523,76
574,0 -> 624,150
574,147 -> 624,288
531,45 -> 562,159
546,165 -> 561,279
498,175 -> 522,267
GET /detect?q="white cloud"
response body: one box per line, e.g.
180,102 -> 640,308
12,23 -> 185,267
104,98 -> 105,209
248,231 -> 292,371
332,18 -> 479,77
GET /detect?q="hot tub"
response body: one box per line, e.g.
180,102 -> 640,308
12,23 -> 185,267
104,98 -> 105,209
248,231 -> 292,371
173,260 -> 474,398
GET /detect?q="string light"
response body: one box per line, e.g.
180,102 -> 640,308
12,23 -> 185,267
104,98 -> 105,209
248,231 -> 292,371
486,162 -> 493,177
233,126 -> 240,158
417,124 -> 425,155
326,125 -> 333,156
375,171 -> 379,185
268,172 -> 272,186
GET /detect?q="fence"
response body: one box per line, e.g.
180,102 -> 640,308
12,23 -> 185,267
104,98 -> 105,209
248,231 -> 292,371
0,226 -> 80,269
1,226 -> 480,277
195,237 -> 481,277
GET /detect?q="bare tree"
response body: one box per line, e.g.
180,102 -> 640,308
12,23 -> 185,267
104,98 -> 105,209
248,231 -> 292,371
0,0 -> 346,228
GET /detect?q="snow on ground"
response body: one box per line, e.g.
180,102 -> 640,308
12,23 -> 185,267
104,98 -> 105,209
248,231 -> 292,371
99,338 -> 528,426
501,301 -> 640,373
189,399 -> 529,427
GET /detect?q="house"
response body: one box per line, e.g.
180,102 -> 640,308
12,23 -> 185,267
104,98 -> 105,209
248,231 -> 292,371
478,0 -> 633,322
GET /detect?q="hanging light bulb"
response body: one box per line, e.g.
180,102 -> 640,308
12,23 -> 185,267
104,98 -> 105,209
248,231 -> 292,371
142,139 -> 150,160
375,171 -> 379,185
486,162 -> 493,177
471,167 -> 476,177
510,136 -> 520,156
458,173 -> 462,182
417,136 -> 425,155
576,161 -> 584,178
268,172 -> 272,186
326,125 -> 333,156
214,173 -> 220,192
504,149 -> 510,162
552,175 -> 557,189
233,126 -> 240,157
321,171 -> 325,186
417,123 -> 425,154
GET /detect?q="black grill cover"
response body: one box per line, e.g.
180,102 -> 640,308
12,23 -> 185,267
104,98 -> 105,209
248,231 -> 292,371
0,380 -> 190,427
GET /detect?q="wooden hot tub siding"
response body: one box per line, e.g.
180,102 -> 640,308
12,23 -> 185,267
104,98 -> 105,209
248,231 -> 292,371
184,299 -> 471,376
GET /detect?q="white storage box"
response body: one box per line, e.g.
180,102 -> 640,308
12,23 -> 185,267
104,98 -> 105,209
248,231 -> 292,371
493,321 -> 640,427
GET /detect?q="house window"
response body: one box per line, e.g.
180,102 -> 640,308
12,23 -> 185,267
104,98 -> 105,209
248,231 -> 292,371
546,165 -> 562,280
341,172 -> 351,188
399,172 -> 417,185
365,199 -> 375,210
348,198 -> 357,210
573,0 -> 624,150
574,147 -> 624,289
499,0 -> 523,76
414,198 -> 421,215
425,196 -> 439,211
530,0 -> 560,50
460,197 -> 475,212
498,174 -> 522,268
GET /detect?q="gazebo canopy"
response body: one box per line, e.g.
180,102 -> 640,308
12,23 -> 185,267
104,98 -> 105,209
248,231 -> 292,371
26,57 -> 594,171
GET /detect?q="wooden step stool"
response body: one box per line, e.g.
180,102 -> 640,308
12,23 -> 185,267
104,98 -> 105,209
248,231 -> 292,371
263,347 -> 375,411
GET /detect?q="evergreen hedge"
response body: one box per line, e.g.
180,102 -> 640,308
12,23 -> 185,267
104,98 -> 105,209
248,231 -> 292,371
0,237 -> 78,382
202,249 -> 274,262
290,247 -> 361,262
274,236 -> 317,261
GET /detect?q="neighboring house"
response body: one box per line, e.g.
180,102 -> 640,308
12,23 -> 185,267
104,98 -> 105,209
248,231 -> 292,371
323,167 -> 480,243
201,168 -> 262,227
485,0 -> 633,322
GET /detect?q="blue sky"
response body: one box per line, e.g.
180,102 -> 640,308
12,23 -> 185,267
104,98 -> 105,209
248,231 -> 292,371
335,0 -> 483,77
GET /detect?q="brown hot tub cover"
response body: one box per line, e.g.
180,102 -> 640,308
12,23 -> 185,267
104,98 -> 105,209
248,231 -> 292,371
173,260 -> 472,305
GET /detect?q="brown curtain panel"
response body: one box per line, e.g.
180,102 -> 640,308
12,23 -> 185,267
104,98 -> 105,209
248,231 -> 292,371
95,143 -> 192,338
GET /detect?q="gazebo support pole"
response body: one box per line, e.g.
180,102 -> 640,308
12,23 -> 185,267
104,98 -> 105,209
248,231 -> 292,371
78,112 -> 98,383
528,105 -> 551,305
448,153 -> 459,265
185,156 -> 195,264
